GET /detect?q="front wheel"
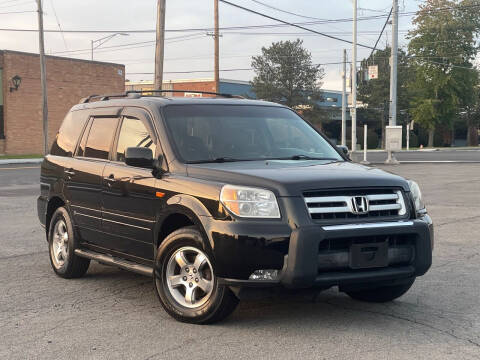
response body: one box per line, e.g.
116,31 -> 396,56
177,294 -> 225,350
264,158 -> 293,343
346,278 -> 415,303
154,226 -> 239,324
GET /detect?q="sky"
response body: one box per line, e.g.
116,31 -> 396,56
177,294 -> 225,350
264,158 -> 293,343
0,0 -> 422,91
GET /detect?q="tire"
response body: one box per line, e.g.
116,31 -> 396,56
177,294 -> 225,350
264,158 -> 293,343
345,278 -> 415,303
154,226 -> 239,324
48,207 -> 90,279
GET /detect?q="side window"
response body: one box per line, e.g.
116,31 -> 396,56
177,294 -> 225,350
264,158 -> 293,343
50,112 -> 87,157
115,117 -> 156,162
79,117 -> 118,160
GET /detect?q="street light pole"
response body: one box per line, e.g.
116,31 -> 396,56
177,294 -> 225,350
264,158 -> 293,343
37,0 -> 48,156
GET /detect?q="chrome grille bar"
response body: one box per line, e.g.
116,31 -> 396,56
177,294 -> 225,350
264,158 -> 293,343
303,190 -> 406,219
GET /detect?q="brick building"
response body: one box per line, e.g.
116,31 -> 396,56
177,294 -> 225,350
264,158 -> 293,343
125,78 -> 255,98
0,50 -> 125,155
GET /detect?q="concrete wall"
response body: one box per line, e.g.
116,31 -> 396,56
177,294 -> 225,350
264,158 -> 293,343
1,50 -> 125,155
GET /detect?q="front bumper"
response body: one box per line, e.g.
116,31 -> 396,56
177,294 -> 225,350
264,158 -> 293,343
217,215 -> 433,289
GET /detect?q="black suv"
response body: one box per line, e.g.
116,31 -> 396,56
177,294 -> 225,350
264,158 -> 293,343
38,91 -> 433,324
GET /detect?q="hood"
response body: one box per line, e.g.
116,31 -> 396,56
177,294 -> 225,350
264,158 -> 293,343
187,160 -> 409,196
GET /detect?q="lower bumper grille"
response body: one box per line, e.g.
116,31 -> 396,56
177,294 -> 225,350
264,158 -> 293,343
317,235 -> 415,272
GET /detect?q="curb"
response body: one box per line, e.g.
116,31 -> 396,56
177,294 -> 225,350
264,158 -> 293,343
0,158 -> 43,165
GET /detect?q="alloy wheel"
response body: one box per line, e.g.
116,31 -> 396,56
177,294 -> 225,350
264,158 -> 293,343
165,246 -> 214,309
51,219 -> 69,268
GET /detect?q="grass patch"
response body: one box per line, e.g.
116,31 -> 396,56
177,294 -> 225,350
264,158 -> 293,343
0,154 -> 43,160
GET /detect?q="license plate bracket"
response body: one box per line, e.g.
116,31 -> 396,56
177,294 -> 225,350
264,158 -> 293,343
349,241 -> 388,269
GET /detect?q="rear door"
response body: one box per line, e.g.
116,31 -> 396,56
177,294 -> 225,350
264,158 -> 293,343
101,108 -> 159,260
64,109 -> 120,244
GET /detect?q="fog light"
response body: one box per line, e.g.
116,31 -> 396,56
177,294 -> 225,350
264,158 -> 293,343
249,269 -> 279,281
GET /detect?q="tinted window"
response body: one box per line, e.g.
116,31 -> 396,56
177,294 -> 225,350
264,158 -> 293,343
50,112 -> 87,156
116,117 -> 156,162
163,105 -> 342,163
82,117 -> 118,160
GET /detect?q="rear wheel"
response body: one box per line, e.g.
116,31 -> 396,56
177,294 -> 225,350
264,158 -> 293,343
154,226 -> 239,324
48,207 -> 90,278
346,278 -> 415,303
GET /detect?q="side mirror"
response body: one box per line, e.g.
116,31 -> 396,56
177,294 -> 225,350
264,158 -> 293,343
337,145 -> 350,158
125,147 -> 153,168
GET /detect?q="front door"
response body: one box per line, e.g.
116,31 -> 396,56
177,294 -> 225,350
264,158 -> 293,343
101,110 -> 159,260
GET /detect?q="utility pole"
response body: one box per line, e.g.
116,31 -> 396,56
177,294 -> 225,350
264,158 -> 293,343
385,0 -> 400,164
37,0 -> 48,156
214,0 -> 220,93
389,0 -> 398,126
341,49 -> 347,146
351,0 -> 358,153
154,0 -> 166,90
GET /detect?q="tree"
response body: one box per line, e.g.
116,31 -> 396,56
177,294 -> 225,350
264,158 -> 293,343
357,47 -> 413,148
407,0 -> 480,147
464,83 -> 480,146
251,39 -> 324,108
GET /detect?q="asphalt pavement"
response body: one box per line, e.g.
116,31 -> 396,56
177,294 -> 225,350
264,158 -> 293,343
1,163 -> 479,359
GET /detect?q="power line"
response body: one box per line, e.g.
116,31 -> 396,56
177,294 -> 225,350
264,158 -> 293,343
0,10 -> 34,14
248,0 -> 328,21
1,3 -> 479,34
48,34 -> 207,57
369,7 -> 392,58
0,0 -> 28,4
219,0 -> 375,49
0,0 -> 34,9
126,61 -> 364,75
49,0 -> 67,50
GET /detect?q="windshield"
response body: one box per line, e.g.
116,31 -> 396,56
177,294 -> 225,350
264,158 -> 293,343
162,104 -> 343,163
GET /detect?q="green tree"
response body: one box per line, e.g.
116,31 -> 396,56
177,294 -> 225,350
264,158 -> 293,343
463,82 -> 480,146
407,0 -> 480,147
251,39 -> 324,108
358,47 -> 413,148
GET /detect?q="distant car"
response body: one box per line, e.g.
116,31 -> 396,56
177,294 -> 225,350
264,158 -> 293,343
38,91 -> 433,324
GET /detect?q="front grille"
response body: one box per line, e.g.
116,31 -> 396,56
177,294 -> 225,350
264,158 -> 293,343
303,188 -> 407,221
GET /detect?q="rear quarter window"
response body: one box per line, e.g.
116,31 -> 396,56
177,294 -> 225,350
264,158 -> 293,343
50,112 -> 87,157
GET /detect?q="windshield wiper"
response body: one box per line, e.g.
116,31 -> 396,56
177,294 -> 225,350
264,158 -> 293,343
269,155 -> 339,161
187,157 -> 241,164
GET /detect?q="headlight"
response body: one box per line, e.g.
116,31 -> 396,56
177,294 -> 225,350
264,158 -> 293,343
220,185 -> 280,218
407,180 -> 425,213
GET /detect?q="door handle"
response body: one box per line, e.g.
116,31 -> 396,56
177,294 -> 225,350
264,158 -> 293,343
65,169 -> 75,177
104,174 -> 117,186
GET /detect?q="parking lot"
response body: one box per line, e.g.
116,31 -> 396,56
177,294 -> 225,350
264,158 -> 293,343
1,163 -> 479,359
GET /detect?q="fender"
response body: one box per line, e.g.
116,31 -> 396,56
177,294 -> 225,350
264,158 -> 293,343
154,194 -> 219,257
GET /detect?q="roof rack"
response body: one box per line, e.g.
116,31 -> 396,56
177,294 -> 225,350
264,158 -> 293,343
80,93 -> 132,103
79,89 -> 245,104
125,89 -> 244,99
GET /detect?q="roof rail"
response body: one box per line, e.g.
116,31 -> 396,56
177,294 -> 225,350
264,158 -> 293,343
79,89 -> 245,104
125,89 -> 245,99
80,93 -> 131,103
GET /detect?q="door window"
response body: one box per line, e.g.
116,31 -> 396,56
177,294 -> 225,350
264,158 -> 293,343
115,117 -> 156,162
79,117 -> 118,160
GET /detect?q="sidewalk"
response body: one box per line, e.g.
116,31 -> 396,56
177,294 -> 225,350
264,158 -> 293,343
0,158 -> 43,165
